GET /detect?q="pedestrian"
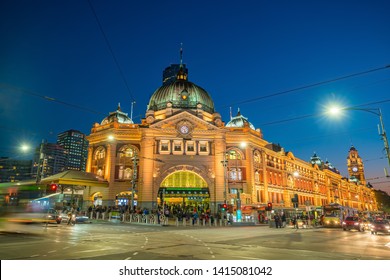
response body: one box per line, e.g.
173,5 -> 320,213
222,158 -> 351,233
228,214 -> 233,225
281,213 -> 286,228
274,213 -> 281,228
292,216 -> 299,229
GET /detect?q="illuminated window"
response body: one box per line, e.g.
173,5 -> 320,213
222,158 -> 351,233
173,141 -> 183,152
199,141 -> 208,153
229,168 -> 242,181
186,141 -> 195,153
160,141 -> 170,153
255,170 -> 260,183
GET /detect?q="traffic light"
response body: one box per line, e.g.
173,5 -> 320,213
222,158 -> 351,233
291,194 -> 298,203
220,203 -> 228,211
47,183 -> 57,193
267,202 -> 272,211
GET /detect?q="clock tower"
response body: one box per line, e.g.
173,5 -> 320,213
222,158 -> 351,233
347,146 -> 365,183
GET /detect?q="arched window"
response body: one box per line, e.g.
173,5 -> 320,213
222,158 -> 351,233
255,170 -> 260,183
94,146 -> 105,160
93,146 -> 106,177
227,150 -> 242,160
117,145 -> 138,180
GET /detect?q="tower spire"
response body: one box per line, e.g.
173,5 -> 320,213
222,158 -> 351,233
180,43 -> 183,67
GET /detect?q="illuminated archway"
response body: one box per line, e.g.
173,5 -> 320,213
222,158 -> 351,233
158,170 -> 209,208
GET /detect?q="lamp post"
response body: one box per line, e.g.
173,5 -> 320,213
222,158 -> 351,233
36,140 -> 46,184
221,152 -> 229,204
131,153 -> 139,212
329,106 -> 390,170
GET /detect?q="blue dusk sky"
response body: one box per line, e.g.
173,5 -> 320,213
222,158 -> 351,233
1,0 -> 390,194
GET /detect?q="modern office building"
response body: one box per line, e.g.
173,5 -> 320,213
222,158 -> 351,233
57,129 -> 89,171
0,157 -> 33,183
32,141 -> 67,181
84,60 -> 378,215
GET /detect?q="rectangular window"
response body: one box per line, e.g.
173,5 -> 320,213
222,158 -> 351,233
160,140 -> 170,154
174,143 -> 182,151
199,141 -> 208,153
187,143 -> 194,152
172,141 -> 183,154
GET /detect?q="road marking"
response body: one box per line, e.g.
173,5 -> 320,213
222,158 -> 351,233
133,252 -> 138,255
236,256 -> 264,260
48,250 -> 56,254
125,257 -> 132,260
77,249 -> 108,253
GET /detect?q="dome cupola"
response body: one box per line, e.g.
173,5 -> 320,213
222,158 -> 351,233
101,103 -> 133,125
147,65 -> 215,114
225,109 -> 255,130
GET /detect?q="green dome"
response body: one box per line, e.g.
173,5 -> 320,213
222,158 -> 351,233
147,73 -> 215,114
101,104 -> 133,125
226,110 -> 255,130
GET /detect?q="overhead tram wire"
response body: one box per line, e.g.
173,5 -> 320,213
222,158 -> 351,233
87,0 -> 136,104
222,64 -> 390,108
0,83 -> 106,116
256,98 -> 390,127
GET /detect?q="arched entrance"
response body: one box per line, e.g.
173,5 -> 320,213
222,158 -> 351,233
91,192 -> 103,206
158,170 -> 210,213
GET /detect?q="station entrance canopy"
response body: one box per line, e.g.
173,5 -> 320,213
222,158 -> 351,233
0,170 -> 108,192
39,170 -> 109,189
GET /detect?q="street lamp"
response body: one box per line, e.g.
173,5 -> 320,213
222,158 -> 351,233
131,153 -> 139,212
220,152 -> 229,204
328,106 -> 390,170
36,140 -> 46,184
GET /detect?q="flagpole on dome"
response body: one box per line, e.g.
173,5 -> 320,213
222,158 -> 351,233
130,101 -> 136,121
180,43 -> 183,67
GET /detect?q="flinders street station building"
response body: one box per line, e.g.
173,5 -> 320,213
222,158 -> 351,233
84,61 -> 378,215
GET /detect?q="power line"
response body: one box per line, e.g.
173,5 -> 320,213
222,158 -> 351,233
222,64 -> 390,108
256,98 -> 390,127
0,83 -> 106,116
87,0 -> 135,103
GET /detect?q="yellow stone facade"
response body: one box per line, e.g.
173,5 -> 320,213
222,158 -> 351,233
84,65 -> 378,214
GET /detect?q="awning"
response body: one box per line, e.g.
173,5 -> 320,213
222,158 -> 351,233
0,170 -> 109,191
40,170 -> 109,188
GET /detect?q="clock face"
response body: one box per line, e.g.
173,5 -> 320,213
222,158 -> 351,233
180,125 -> 189,134
352,166 -> 358,172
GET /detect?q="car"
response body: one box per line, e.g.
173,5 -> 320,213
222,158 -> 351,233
370,219 -> 390,235
42,208 -> 62,224
362,218 -> 373,231
342,216 -> 365,232
59,212 -> 90,224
